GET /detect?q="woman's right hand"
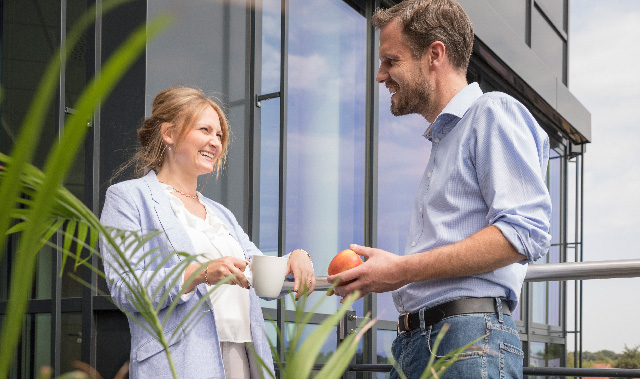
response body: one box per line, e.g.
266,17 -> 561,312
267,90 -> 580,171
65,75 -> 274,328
183,257 -> 250,293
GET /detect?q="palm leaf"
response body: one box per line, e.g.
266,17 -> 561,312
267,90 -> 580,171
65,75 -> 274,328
282,292 -> 360,379
0,8 -> 171,378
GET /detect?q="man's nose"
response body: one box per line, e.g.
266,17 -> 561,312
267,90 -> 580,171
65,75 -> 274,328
376,66 -> 388,83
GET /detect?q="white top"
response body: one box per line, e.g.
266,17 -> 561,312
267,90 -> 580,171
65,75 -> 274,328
163,184 -> 252,343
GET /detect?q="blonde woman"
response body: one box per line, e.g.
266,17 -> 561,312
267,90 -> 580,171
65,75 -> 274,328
100,86 -> 315,378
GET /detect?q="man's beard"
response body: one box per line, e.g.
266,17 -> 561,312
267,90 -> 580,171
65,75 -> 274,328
389,71 -> 431,117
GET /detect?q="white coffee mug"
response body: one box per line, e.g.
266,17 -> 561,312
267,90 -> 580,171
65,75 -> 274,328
250,255 -> 288,298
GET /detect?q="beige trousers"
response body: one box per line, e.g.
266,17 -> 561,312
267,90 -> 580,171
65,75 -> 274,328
219,341 -> 261,379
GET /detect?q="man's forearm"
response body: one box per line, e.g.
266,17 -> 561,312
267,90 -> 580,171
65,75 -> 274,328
403,225 -> 526,283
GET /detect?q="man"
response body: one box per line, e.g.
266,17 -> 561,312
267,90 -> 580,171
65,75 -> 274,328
327,1 -> 551,378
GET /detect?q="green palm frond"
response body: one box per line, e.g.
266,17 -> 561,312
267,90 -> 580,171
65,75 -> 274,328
0,1 -> 172,376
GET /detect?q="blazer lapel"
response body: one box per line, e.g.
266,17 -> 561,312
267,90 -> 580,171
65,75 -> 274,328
142,171 -> 194,260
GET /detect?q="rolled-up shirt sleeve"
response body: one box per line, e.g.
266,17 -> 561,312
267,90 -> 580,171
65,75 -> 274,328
474,96 -> 552,263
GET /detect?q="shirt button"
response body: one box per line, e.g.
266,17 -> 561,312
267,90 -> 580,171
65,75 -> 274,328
435,138 -> 440,143
427,172 -> 432,178
411,242 -> 416,247
419,207 -> 423,213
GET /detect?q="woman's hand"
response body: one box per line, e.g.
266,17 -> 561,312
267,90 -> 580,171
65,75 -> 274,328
183,257 -> 250,293
287,249 -> 315,299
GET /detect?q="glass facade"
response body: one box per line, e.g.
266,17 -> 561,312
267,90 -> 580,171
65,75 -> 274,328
0,0 -> 589,377
284,0 -> 366,315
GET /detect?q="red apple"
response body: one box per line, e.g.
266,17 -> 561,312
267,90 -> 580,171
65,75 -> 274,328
328,249 -> 363,276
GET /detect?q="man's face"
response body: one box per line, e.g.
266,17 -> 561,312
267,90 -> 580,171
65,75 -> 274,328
376,20 -> 432,117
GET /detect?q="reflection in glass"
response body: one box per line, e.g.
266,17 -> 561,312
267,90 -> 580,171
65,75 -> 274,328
512,290 -> 522,321
260,0 -> 281,94
285,0 -> 366,315
376,88 -> 430,322
376,328 -> 395,363
147,0 -> 250,218
533,149 -> 562,326
259,98 -> 281,312
529,342 -> 563,379
548,150 -> 562,246
259,98 -> 281,256
258,0 -> 282,263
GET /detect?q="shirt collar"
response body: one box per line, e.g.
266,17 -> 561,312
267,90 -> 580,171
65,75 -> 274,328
423,82 -> 483,141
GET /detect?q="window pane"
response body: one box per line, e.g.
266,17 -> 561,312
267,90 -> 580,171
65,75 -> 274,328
261,0 -> 281,94
529,342 -> 563,378
548,150 -> 562,245
259,98 -> 281,256
376,328 -> 395,365
147,0 -> 250,219
1,0 -> 60,169
285,0 -> 366,315
376,92 -> 430,321
532,281 -> 547,324
284,321 -> 336,362
6,313 -> 52,379
60,312 -> 82,375
63,0 -> 90,203
512,289 -> 522,321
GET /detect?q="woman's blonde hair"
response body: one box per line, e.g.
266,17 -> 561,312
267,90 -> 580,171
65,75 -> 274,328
130,86 -> 230,178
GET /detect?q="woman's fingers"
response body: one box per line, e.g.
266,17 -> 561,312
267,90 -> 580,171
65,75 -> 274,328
207,257 -> 251,289
287,252 -> 316,299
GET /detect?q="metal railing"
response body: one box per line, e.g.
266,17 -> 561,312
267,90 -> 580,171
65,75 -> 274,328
331,259 -> 640,378
525,259 -> 640,282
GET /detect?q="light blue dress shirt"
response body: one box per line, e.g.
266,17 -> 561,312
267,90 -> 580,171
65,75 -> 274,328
391,82 -> 552,313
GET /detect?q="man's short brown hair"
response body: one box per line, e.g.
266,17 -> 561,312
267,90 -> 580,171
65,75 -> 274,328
372,0 -> 474,72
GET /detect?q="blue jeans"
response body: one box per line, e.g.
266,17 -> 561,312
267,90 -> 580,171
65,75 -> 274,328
390,301 -> 523,379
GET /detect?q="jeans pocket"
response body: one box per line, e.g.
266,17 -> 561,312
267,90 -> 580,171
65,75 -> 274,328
499,342 -> 524,379
427,318 -> 485,360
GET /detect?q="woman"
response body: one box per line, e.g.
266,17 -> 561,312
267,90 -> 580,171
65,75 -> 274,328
100,86 -> 315,379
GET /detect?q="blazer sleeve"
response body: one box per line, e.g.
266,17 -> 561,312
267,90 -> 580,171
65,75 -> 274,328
100,183 -> 191,314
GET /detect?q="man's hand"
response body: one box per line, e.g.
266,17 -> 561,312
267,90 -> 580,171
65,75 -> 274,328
327,244 -> 408,300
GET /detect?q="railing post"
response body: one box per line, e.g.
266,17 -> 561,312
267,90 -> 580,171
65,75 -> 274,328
337,310 -> 357,379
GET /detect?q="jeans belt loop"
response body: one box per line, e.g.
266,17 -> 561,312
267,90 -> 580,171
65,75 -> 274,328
419,307 -> 426,335
496,297 -> 504,324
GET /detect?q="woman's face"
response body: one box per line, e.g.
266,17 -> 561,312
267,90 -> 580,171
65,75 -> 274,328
172,105 -> 223,178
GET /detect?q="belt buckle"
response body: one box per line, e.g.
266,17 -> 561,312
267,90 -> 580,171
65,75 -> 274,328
398,312 -> 410,334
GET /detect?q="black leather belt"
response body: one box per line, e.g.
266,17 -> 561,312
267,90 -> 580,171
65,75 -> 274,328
397,298 -> 511,334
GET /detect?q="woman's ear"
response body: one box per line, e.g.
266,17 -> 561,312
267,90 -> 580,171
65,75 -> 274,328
160,122 -> 175,145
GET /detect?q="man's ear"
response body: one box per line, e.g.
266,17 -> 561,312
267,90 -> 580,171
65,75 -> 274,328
423,41 -> 447,70
160,122 -> 175,145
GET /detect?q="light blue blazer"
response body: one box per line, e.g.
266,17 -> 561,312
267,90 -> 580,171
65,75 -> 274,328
100,171 -> 274,379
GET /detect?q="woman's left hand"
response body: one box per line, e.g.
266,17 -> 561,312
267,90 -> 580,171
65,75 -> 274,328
287,249 -> 315,299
